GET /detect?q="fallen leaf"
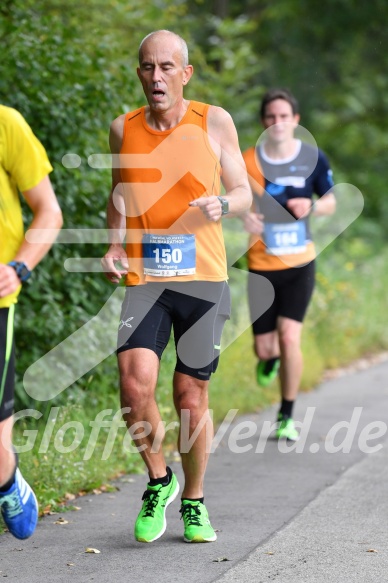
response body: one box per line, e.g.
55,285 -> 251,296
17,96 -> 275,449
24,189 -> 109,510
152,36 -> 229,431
54,518 -> 69,525
104,484 -> 118,492
42,505 -> 56,515
85,548 -> 101,554
265,551 -> 275,555
67,563 -> 75,567
64,493 -> 76,501
212,557 -> 230,562
367,549 -> 378,553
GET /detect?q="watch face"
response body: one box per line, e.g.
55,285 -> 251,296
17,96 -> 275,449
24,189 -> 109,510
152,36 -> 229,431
218,197 -> 229,215
18,264 -> 30,280
9,261 -> 31,282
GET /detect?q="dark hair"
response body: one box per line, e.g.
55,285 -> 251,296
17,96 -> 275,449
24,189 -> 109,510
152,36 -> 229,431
260,88 -> 299,118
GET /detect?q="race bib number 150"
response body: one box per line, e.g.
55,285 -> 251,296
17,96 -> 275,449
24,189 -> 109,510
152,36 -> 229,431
142,234 -> 196,276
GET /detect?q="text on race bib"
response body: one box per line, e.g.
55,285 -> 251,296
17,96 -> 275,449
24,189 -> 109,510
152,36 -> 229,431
264,222 -> 307,255
142,234 -> 196,276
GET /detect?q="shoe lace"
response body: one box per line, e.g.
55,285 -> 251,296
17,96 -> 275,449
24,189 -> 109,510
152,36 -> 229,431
0,490 -> 23,519
141,489 -> 161,518
180,503 -> 202,526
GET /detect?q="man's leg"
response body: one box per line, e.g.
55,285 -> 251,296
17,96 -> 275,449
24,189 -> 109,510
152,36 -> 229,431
173,371 -> 212,499
118,347 -> 179,543
0,307 -> 38,539
0,307 -> 16,486
0,417 -> 15,486
254,330 -> 279,362
277,316 -> 303,402
254,330 -> 281,387
274,316 -> 303,440
248,269 -> 280,386
119,347 -> 167,476
173,371 -> 216,543
169,282 -> 230,543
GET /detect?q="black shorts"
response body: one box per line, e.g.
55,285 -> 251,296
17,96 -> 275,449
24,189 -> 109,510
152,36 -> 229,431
0,306 -> 16,422
117,281 -> 231,381
248,262 -> 315,335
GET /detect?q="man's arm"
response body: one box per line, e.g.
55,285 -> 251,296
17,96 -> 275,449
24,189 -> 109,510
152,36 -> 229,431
0,175 -> 62,299
311,192 -> 336,216
189,106 -> 252,221
286,191 -> 336,219
101,115 -> 129,283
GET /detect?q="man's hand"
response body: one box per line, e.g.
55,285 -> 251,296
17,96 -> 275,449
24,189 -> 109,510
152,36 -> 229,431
189,195 -> 224,222
242,212 -> 265,235
0,264 -> 22,298
286,197 -> 312,219
101,245 -> 129,284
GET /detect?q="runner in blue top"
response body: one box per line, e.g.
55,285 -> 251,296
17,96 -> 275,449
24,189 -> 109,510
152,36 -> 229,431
242,88 -> 336,440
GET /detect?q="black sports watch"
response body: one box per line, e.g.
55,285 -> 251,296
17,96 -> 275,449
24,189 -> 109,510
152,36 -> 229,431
217,196 -> 229,216
8,261 -> 32,282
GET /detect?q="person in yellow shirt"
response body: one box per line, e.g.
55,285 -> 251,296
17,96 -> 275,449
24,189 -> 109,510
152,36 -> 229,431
0,105 -> 63,539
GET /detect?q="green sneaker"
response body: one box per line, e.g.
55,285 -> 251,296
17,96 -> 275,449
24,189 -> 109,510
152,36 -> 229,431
276,414 -> 299,441
256,358 -> 280,387
134,470 -> 179,543
180,500 -> 217,543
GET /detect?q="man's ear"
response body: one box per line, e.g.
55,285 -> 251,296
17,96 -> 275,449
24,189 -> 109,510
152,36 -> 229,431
182,65 -> 194,85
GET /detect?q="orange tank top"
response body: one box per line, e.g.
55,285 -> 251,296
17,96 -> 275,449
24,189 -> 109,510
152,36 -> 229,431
120,101 -> 227,285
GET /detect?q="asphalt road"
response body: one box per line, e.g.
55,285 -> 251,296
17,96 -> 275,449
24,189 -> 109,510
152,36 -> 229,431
1,359 -> 388,583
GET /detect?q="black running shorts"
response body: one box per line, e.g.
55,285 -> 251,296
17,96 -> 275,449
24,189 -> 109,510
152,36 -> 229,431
0,307 -> 16,422
248,261 -> 315,335
117,281 -> 231,381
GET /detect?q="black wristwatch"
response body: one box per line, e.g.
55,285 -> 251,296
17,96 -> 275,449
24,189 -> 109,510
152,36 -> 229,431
8,261 -> 32,282
217,196 -> 229,216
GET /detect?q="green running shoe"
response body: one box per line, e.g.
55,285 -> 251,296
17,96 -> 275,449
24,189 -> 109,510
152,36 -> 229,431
180,500 -> 217,543
134,470 -> 179,543
256,358 -> 280,387
276,414 -> 299,441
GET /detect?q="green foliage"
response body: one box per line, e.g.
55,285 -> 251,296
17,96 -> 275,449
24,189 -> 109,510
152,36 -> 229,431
307,240 -> 388,369
1,0 -> 388,524
1,1 -> 137,409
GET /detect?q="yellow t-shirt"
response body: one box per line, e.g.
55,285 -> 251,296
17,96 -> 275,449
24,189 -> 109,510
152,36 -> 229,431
0,105 -> 53,307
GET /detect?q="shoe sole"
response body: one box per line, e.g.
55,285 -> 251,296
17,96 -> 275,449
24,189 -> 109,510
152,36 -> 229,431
135,480 -> 180,543
184,533 -> 217,543
276,433 -> 300,442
